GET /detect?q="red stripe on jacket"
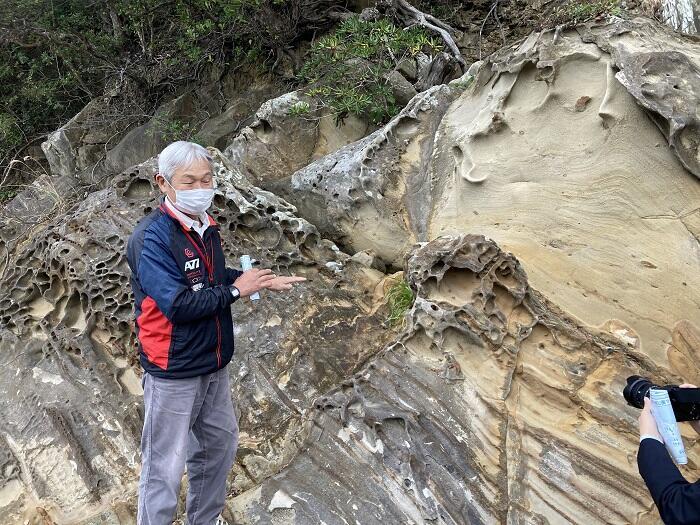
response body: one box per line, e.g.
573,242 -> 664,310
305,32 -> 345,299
137,296 -> 172,369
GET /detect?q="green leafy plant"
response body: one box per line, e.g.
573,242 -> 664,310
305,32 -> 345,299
299,16 -> 442,125
148,117 -> 205,145
562,0 -> 621,22
0,186 -> 19,204
288,101 -> 311,116
385,278 -> 415,327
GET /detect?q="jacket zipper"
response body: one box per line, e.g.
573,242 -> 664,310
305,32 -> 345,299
209,235 -> 222,368
183,229 -> 222,368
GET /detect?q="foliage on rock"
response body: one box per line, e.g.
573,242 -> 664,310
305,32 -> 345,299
385,277 -> 415,327
0,0 -> 342,177
299,16 -> 442,124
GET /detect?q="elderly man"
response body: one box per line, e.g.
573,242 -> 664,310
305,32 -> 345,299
127,141 -> 305,524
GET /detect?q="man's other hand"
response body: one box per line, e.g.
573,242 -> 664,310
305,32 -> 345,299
233,269 -> 276,297
639,397 -> 663,442
264,275 -> 307,291
680,384 -> 700,435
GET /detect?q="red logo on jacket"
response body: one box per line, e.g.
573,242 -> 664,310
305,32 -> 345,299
184,248 -> 194,258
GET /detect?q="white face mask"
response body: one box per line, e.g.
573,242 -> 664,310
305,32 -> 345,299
164,178 -> 215,215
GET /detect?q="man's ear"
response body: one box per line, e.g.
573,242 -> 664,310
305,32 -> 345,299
154,172 -> 166,191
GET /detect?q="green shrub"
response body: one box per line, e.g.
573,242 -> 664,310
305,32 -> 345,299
385,277 -> 415,327
0,0 -> 337,178
288,101 -> 311,117
562,0 -> 621,22
299,16 -> 442,125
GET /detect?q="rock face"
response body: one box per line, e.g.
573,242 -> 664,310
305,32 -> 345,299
42,71 -> 284,185
229,234 -> 691,524
223,91 -> 371,189
661,0 -> 699,33
1,15 -> 700,525
282,18 -> 700,364
0,151 -> 396,523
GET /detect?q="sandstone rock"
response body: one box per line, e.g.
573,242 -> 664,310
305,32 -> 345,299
580,18 -> 700,179
397,56 -> 419,81
223,90 -> 371,189
4,15 -> 700,525
0,150 -> 396,523
40,73 -> 285,185
661,0 -> 698,33
223,91 -> 318,186
279,83 -> 460,268
387,70 -> 419,106
350,249 -> 387,272
283,19 -> 700,363
227,234 -> 685,524
41,126 -> 78,179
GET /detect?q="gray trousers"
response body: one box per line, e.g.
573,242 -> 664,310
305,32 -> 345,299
138,367 -> 238,525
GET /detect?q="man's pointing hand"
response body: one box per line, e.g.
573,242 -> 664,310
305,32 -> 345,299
233,268 -> 277,297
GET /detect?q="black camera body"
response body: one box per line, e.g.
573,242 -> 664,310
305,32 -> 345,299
624,375 -> 700,422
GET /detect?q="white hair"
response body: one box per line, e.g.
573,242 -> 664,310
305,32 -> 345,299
157,141 -> 213,182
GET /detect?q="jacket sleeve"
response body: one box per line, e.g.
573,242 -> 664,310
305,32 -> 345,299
638,437 -> 700,524
137,228 -> 234,323
225,267 -> 244,285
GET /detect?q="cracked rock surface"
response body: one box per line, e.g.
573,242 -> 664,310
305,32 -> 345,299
0,150 -> 395,523
0,15 -> 699,525
228,234 -> 697,524
280,19 -> 700,363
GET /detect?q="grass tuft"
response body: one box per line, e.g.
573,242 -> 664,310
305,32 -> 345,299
385,278 -> 415,327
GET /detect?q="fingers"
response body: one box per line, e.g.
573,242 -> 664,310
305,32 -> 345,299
638,397 -> 661,438
256,276 -> 277,287
640,398 -> 654,420
680,384 -> 698,389
249,268 -> 274,276
238,270 -> 307,293
269,283 -> 293,291
273,276 -> 306,284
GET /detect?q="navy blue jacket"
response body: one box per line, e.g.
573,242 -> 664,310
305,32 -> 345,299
126,201 -> 243,378
638,438 -> 700,524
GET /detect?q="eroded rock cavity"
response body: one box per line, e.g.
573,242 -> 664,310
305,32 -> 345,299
228,235 -> 699,524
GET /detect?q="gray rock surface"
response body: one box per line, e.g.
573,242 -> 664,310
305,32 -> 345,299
223,90 -> 372,190
0,150 -> 396,523
2,15 -> 700,525
40,72 -> 284,185
227,234 -> 680,524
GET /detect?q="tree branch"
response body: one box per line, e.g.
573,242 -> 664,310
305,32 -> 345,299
381,0 -> 466,69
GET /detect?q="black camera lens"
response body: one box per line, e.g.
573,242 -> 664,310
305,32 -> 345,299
623,375 -> 700,421
624,375 -> 653,409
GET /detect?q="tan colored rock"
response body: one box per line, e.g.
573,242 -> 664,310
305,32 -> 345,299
228,235 -> 685,524
286,19 -> 700,363
4,15 -> 700,525
0,150 -> 396,524
667,320 -> 700,386
223,90 -> 371,189
431,22 -> 700,363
